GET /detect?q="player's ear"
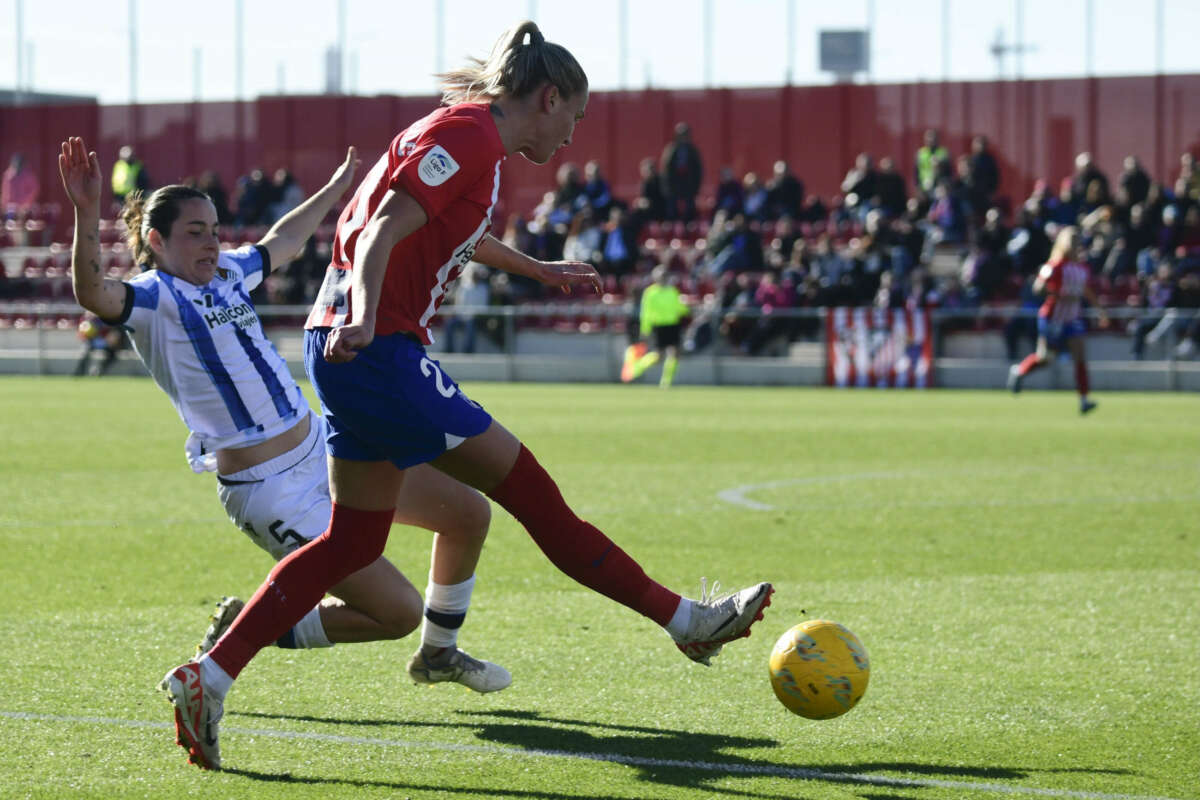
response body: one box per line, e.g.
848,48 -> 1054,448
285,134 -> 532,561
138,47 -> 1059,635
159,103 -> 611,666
147,227 -> 167,257
540,83 -> 559,114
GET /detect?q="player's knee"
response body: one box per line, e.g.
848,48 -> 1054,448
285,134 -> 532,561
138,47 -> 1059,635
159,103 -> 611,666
459,491 -> 492,545
376,583 -> 424,639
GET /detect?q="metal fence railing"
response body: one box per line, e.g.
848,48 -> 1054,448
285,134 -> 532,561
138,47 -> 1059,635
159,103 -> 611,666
2,301 -> 1197,389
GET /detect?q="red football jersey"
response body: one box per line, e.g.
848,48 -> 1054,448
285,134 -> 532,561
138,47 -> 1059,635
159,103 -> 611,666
306,103 -> 507,343
1037,258 -> 1090,323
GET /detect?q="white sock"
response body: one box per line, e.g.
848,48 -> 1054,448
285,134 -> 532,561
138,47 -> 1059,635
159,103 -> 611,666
664,598 -> 693,638
197,654 -> 233,701
292,606 -> 333,648
421,574 -> 476,649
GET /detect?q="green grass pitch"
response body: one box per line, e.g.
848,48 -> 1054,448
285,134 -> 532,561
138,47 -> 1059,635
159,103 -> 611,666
0,377 -> 1197,799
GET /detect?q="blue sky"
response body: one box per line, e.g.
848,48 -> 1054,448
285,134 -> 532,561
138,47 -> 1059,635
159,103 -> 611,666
4,0 -> 1199,104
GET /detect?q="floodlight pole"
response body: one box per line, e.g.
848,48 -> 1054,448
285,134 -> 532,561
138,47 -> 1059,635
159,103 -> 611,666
618,0 -> 628,90
702,0 -> 713,88
435,0 -> 445,76
14,0 -> 22,104
234,0 -> 244,100
128,0 -> 137,103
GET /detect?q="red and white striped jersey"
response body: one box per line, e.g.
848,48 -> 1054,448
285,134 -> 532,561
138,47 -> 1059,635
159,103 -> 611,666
306,103 -> 506,343
1037,259 -> 1090,323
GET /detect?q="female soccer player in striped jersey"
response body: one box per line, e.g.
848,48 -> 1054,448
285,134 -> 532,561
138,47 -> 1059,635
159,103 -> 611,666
164,20 -> 773,771
59,137 -> 512,766
1008,225 -> 1109,413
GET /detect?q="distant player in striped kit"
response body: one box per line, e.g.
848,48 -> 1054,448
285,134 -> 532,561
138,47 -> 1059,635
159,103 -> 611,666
1008,226 -> 1108,413
59,136 -> 511,769
163,20 -> 772,771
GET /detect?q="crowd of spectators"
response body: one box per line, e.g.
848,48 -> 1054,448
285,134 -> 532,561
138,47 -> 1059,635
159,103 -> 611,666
4,128 -> 1200,359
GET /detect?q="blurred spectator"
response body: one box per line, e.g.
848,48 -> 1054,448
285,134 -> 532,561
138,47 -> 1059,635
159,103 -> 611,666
74,313 -> 125,377
927,181 -> 967,244
443,262 -> 490,354
1069,152 -> 1110,208
601,206 -> 638,277
554,162 -> 584,217
1,153 -> 40,217
915,129 -> 949,197
1176,152 -> 1200,206
562,208 -> 604,266
1130,263 -> 1178,359
234,169 -> 271,227
765,160 -> 804,221
266,169 -> 305,224
1003,276 -> 1041,361
634,157 -> 667,223
660,122 -> 703,222
742,172 -> 769,221
967,135 -> 1000,216
713,167 -> 744,218
110,145 -> 150,205
840,153 -> 878,217
742,270 -> 797,354
581,160 -> 614,218
704,213 -> 763,277
1007,205 -> 1052,276
1119,156 -> 1151,207
196,170 -> 233,225
875,157 -> 908,218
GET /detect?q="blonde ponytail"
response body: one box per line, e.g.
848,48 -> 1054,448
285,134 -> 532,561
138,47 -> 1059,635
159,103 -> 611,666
438,20 -> 587,105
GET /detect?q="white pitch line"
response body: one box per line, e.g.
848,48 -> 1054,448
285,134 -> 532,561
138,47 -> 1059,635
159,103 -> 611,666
0,710 -> 1185,800
716,472 -> 913,510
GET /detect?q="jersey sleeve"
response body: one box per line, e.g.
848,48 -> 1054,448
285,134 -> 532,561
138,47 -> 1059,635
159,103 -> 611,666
219,244 -> 272,292
390,121 -> 494,220
1037,262 -> 1062,294
102,271 -> 161,330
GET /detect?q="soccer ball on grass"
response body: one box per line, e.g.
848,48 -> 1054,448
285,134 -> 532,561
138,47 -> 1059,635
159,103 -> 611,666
768,619 -> 869,720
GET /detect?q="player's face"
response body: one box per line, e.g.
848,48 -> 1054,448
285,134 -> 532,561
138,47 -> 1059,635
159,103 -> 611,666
156,198 -> 221,285
525,86 -> 588,165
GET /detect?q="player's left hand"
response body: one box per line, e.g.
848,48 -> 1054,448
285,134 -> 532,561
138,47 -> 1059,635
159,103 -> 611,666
328,146 -> 362,194
535,260 -> 601,296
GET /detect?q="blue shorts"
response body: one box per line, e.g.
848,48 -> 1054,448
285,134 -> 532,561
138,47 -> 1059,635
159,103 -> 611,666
304,328 -> 492,469
1038,317 -> 1086,350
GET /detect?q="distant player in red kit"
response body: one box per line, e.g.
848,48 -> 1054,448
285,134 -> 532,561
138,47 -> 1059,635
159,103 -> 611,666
160,20 -> 772,771
1008,226 -> 1108,413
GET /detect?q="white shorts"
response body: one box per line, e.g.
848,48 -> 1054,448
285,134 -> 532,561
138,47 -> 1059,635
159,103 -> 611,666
216,411 -> 332,561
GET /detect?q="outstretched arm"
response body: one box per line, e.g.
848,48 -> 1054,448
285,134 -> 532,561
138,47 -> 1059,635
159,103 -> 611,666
474,234 -> 600,295
257,147 -> 362,268
59,136 -> 128,321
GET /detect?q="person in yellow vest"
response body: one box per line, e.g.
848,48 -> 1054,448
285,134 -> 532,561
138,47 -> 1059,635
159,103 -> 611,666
110,145 -> 149,204
621,265 -> 690,387
914,128 -> 949,198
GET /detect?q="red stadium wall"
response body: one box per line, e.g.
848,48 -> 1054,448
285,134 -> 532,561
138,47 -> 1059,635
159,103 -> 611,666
4,75 -> 1198,224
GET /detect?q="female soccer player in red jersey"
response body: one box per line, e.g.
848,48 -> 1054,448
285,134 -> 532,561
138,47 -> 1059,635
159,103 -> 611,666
59,137 -> 511,769
162,21 -> 772,770
1008,225 -> 1109,413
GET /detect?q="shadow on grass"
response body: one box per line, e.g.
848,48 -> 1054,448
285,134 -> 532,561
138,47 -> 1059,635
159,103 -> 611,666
222,769 -> 656,800
229,707 -> 1132,797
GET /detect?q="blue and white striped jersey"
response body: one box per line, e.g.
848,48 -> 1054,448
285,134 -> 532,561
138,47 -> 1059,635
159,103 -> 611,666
110,245 -> 306,471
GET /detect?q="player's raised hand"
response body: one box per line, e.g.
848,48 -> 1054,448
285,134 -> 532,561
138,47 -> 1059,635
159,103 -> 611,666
58,136 -> 102,216
323,322 -> 373,363
535,260 -> 602,296
328,146 -> 362,195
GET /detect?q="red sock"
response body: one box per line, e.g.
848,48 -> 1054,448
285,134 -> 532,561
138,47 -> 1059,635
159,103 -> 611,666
1017,353 -> 1043,376
1074,360 -> 1089,396
206,503 -> 395,678
487,444 -> 681,626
